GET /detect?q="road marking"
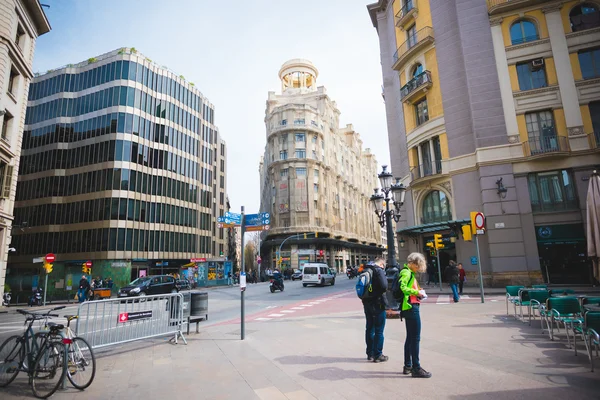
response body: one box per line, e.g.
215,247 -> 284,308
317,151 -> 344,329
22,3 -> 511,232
437,295 -> 450,304
280,310 -> 295,313
266,306 -> 277,309
255,317 -> 272,321
300,304 -> 312,307
461,295 -> 471,299
268,314 -> 284,317
291,307 -> 304,310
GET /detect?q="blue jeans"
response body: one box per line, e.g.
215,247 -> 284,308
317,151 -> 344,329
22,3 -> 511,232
404,305 -> 421,369
364,304 -> 386,358
77,288 -> 87,303
450,283 -> 459,302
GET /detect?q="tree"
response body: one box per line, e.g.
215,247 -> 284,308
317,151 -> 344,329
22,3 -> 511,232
244,242 -> 256,272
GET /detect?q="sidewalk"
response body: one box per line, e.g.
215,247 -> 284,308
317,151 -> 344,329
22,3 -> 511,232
4,292 -> 598,400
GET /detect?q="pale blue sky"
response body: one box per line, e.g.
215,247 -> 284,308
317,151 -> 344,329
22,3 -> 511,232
34,0 -> 389,212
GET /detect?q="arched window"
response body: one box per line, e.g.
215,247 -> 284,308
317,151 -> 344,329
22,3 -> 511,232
421,190 -> 452,224
510,20 -> 538,45
412,63 -> 424,78
570,3 -> 600,32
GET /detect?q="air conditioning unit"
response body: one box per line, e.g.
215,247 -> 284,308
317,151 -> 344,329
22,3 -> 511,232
531,58 -> 544,69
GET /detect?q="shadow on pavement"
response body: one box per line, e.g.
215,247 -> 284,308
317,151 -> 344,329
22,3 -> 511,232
447,386 -> 590,400
299,366 -> 403,381
275,355 -> 365,365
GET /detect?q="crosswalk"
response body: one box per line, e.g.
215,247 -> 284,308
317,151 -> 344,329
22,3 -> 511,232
253,292 -> 349,322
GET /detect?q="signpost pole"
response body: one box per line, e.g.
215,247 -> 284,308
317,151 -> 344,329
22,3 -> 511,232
43,273 -> 48,306
475,235 -> 485,303
240,206 -> 246,340
436,251 -> 442,292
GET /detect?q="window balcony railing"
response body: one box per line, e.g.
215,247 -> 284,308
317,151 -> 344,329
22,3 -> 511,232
395,0 -> 418,29
487,0 -> 553,16
393,27 -> 434,71
410,159 -> 443,181
400,71 -> 432,103
523,135 -> 569,156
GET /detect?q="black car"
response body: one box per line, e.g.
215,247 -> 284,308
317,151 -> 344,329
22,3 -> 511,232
118,275 -> 178,297
176,279 -> 191,291
291,269 -> 302,281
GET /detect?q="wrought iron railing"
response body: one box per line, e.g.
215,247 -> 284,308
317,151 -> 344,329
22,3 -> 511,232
396,0 -> 416,21
523,135 -> 569,156
410,159 -> 443,180
400,71 -> 432,101
393,27 -> 434,66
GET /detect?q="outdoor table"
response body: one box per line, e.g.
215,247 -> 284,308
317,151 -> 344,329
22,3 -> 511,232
584,304 -> 600,313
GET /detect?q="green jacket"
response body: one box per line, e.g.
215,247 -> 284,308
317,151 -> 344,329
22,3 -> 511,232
399,266 -> 420,311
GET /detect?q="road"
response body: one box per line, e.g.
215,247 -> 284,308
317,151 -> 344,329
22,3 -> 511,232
0,276 -> 355,345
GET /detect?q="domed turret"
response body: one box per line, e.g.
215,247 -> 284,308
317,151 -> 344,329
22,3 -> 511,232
278,59 -> 318,93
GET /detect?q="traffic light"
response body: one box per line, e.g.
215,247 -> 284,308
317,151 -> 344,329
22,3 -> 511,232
434,234 -> 444,249
43,261 -> 53,274
470,211 -> 478,235
315,232 -> 318,238
461,225 -> 472,241
303,233 -> 307,239
82,263 -> 86,273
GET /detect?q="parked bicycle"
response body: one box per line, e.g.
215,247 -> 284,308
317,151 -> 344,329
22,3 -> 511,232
0,306 -> 68,399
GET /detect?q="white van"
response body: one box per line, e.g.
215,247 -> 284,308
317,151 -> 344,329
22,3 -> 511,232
302,263 -> 335,287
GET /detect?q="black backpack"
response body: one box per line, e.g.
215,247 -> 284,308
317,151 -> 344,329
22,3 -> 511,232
392,265 -> 412,301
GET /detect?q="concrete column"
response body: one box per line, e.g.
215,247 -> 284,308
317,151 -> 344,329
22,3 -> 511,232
543,6 -> 585,138
490,18 -> 520,140
428,139 -> 436,172
417,144 -> 423,176
327,245 -> 333,268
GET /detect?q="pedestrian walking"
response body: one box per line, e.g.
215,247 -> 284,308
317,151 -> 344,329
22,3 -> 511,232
78,275 -> 90,303
361,257 -> 389,363
444,261 -> 460,303
227,272 -> 233,286
458,263 -> 466,295
399,252 -> 432,378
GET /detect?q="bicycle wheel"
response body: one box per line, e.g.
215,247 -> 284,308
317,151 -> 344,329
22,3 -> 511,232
0,335 -> 23,387
66,337 -> 96,390
31,341 -> 67,399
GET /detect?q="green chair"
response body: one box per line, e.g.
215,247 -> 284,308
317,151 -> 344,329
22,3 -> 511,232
545,297 -> 583,346
581,297 -> 600,307
506,285 -> 524,317
528,290 -> 550,327
515,289 -> 537,322
550,289 -> 576,296
582,312 -> 600,372
532,284 -> 548,289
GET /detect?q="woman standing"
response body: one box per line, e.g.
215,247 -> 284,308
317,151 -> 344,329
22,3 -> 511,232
399,252 -> 432,378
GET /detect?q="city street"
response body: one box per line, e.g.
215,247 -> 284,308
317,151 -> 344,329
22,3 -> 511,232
3,278 -> 598,399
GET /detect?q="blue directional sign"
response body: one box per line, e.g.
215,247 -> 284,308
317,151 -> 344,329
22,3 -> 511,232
244,213 -> 270,226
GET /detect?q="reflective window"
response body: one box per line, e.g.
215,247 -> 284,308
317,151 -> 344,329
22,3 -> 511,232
570,4 -> 600,32
510,20 -> 538,45
527,170 -> 577,212
516,60 -> 547,90
421,190 -> 452,224
578,48 -> 600,79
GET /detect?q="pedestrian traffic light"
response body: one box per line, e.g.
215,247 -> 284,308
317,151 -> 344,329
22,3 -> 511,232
434,233 -> 444,249
43,261 -> 53,274
461,225 -> 472,242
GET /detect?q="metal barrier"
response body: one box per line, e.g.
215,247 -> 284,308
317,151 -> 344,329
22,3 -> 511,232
75,293 -> 187,349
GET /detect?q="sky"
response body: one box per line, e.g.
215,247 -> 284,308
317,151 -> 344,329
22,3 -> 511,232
33,0 -> 390,213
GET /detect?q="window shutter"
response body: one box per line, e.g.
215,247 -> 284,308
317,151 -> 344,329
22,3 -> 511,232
2,165 -> 13,199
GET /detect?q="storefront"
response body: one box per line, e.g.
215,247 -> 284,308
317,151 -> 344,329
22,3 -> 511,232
536,223 -> 592,285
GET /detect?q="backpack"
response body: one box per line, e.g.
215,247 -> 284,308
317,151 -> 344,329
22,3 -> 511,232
355,267 -> 374,300
392,266 -> 413,301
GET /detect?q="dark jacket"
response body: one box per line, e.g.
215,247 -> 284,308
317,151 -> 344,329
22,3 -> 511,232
445,265 -> 460,284
362,266 -> 388,309
79,278 -> 90,290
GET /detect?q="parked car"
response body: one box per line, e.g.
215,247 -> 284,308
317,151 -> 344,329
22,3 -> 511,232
302,263 -> 335,287
176,279 -> 191,291
291,269 -> 302,281
118,275 -> 178,297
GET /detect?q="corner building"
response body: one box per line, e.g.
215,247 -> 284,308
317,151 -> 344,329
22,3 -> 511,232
7,48 -> 228,297
368,0 -> 600,286
259,59 -> 382,272
0,0 -> 50,300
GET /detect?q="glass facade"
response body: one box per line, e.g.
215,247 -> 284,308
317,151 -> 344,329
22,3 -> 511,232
13,52 -> 225,259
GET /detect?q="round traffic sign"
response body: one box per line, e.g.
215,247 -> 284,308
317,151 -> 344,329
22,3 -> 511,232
85,261 -> 92,267
45,253 -> 55,263
474,212 -> 485,229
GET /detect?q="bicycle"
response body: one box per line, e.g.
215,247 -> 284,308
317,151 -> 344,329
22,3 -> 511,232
45,314 -> 96,390
0,306 -> 68,399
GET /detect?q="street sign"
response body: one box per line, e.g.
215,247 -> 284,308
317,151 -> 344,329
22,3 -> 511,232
190,258 -> 206,263
33,257 -> 43,263
240,272 -> 246,290
474,212 -> 485,230
117,310 -> 153,323
45,253 -> 55,263
245,225 -> 270,232
471,256 -> 478,265
244,213 -> 270,226
85,261 -> 92,267
476,229 -> 485,235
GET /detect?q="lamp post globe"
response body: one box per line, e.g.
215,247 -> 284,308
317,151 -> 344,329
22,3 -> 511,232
378,165 -> 394,191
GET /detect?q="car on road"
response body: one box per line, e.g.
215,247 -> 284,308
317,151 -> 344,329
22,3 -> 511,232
291,269 -> 302,281
118,275 -> 178,297
302,263 -> 335,287
176,279 -> 191,291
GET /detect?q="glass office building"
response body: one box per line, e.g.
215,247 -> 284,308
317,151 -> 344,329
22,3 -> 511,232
7,48 -> 227,296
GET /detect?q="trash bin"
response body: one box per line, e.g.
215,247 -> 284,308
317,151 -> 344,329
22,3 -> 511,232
181,291 -> 191,319
190,292 -> 208,320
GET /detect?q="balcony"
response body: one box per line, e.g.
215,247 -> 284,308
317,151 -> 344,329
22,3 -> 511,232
487,0 -> 553,16
410,159 -> 443,181
392,27 -> 434,71
523,135 -> 570,157
395,0 -> 418,30
400,71 -> 432,104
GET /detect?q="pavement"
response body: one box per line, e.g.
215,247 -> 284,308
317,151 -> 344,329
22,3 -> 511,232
2,279 -> 600,399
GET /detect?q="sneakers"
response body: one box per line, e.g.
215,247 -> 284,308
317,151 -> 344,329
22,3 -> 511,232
411,367 -> 432,378
373,355 -> 389,363
367,355 -> 373,361
402,366 -> 412,375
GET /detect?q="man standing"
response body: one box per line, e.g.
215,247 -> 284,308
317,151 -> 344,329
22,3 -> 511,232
78,275 -> 90,303
458,263 -> 466,295
445,261 -> 460,303
362,257 -> 388,363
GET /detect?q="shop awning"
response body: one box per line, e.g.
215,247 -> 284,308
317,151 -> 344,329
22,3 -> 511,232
397,219 -> 471,236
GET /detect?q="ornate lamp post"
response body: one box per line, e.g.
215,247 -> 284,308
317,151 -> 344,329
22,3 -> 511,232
370,166 -> 407,313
